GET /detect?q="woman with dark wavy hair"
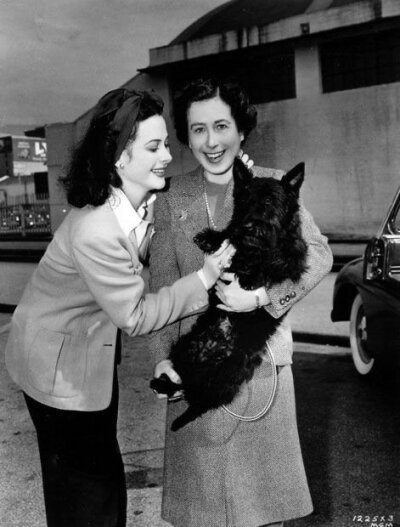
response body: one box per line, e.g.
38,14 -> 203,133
149,77 -> 333,527
5,87 -> 233,527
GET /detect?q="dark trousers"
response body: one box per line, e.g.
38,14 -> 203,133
24,373 -> 127,527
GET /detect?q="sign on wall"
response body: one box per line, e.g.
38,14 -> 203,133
12,137 -> 47,176
0,136 -> 48,177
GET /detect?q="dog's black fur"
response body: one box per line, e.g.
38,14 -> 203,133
151,159 -> 308,431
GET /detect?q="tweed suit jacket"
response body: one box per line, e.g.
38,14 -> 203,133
148,165 -> 333,366
6,199 -> 208,411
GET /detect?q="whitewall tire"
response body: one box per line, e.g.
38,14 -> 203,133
349,294 -> 375,375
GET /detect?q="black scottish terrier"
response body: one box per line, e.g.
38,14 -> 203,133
151,159 -> 308,431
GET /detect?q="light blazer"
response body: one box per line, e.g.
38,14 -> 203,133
148,165 -> 333,366
5,200 -> 208,411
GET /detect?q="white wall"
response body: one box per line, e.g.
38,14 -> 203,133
247,82 -> 400,236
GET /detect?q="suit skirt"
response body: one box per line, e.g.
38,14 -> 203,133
161,359 -> 313,527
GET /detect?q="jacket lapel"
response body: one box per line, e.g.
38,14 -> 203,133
174,166 -> 235,243
174,167 -> 208,244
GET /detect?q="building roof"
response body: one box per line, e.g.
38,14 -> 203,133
171,0 -> 365,44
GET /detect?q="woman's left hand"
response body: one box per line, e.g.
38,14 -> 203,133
215,273 -> 259,312
153,359 -> 183,400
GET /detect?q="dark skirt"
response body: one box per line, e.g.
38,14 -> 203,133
161,360 -> 313,527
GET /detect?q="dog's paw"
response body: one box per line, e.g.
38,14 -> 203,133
194,229 -> 226,253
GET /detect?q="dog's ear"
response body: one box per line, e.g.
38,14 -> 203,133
281,162 -> 305,195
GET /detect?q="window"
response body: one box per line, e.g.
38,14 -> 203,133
321,29 -> 400,93
240,49 -> 296,104
389,198 -> 400,235
34,172 -> 49,200
170,45 -> 296,105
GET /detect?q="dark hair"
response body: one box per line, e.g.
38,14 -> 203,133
61,89 -> 164,208
174,77 -> 257,146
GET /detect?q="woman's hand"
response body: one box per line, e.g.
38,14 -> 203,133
215,273 -> 268,312
238,150 -> 254,170
153,360 -> 182,400
201,240 -> 236,289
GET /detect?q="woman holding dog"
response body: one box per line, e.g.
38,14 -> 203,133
5,87 -> 234,527
149,77 -> 333,527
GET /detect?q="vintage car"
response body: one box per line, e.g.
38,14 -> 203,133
331,184 -> 400,376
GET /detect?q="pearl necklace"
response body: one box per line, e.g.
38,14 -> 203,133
203,176 -> 217,230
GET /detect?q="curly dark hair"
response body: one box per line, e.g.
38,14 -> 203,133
174,77 -> 257,146
61,89 -> 164,208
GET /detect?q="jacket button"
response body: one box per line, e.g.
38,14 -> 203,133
280,298 -> 285,305
290,291 -> 296,298
285,295 -> 290,302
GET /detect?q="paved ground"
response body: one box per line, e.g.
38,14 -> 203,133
1,273 -> 374,527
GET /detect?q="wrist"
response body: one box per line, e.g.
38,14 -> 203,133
255,287 -> 270,308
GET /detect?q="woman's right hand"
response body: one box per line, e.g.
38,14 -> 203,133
201,240 -> 236,289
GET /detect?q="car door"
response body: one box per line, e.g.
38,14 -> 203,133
364,184 -> 400,286
362,184 -> 400,363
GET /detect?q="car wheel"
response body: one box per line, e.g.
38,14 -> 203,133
350,294 -> 375,375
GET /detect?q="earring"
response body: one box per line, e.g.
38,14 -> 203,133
115,162 -> 124,170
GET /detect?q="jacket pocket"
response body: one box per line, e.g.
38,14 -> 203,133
27,328 -> 87,398
27,328 -> 67,394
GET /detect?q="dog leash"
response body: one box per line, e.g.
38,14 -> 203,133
222,342 -> 277,422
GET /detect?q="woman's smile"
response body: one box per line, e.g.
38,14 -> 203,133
187,95 -> 244,181
204,150 -> 225,163
151,167 -> 168,177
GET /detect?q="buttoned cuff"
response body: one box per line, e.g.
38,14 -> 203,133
278,290 -> 297,307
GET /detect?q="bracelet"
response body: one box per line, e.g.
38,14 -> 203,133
255,292 -> 261,309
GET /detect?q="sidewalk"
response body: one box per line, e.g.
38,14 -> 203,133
288,272 -> 349,341
0,273 -> 350,526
